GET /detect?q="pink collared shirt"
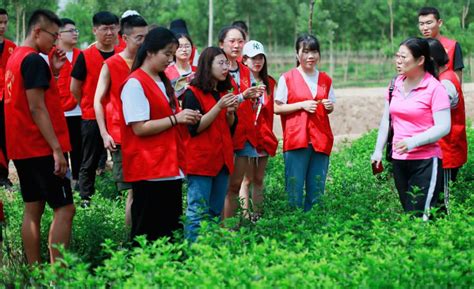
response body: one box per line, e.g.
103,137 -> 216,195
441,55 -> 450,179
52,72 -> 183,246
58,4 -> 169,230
387,72 -> 450,160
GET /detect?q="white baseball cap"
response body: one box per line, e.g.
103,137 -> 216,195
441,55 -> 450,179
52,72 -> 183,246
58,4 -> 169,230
242,40 -> 266,58
121,10 -> 140,19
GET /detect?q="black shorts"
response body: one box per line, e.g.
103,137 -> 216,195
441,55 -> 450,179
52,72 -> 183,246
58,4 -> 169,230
14,155 -> 73,209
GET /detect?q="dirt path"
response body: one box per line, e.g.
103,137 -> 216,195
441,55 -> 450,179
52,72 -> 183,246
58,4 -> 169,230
273,82 -> 474,142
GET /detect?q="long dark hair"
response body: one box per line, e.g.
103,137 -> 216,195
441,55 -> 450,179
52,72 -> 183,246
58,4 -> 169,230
243,54 -> 271,94
131,27 -> 179,109
190,47 -> 232,94
426,38 -> 449,69
400,37 -> 437,78
295,34 -> 320,66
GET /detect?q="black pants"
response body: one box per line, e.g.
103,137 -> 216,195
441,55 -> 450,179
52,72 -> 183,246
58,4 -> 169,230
131,179 -> 183,245
66,116 -> 82,180
78,120 -> 104,199
0,100 -> 9,180
392,158 -> 443,218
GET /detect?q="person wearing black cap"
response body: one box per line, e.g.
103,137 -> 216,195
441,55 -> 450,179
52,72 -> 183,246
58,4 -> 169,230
170,19 -> 200,67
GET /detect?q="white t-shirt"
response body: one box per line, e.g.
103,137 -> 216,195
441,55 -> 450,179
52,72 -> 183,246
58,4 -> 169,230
121,77 -> 184,181
274,68 -> 336,104
440,79 -> 459,108
41,51 -> 82,117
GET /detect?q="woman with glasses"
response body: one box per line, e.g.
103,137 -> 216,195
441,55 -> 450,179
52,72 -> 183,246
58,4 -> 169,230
165,33 -> 197,100
371,37 -> 450,219
218,25 -> 261,220
182,47 -> 237,241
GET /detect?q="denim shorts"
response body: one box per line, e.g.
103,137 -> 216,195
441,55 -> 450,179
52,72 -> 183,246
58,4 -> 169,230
235,141 -> 259,158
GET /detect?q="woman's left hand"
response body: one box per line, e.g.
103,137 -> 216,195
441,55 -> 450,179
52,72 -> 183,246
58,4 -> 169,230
395,140 -> 408,154
321,99 -> 334,112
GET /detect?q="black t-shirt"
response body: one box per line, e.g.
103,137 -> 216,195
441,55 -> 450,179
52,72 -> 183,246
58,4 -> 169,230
182,89 -> 238,137
21,53 -> 51,90
71,49 -> 115,81
453,42 -> 464,71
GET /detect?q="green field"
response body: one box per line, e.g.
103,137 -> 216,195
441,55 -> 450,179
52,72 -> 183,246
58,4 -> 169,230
1,128 -> 473,288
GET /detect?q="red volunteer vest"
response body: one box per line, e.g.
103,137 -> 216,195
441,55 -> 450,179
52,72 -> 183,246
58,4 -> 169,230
231,61 -> 257,150
80,45 -> 116,120
165,64 -> 197,81
49,47 -> 80,111
185,86 -> 234,176
121,69 -> 187,182
281,68 -> 333,155
438,36 -> 457,72
438,70 -> 467,168
256,77 -> 278,156
0,39 -> 16,101
4,47 -> 71,159
104,54 -> 131,144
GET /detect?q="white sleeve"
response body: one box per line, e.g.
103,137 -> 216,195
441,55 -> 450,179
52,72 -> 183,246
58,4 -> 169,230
371,100 -> 390,161
192,49 -> 200,67
405,108 -> 451,150
121,78 -> 151,125
440,79 -> 459,109
274,75 -> 288,104
328,85 -> 336,103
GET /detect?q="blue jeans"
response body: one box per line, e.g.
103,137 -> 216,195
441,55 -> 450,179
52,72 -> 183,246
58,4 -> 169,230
185,168 -> 229,241
284,145 -> 329,211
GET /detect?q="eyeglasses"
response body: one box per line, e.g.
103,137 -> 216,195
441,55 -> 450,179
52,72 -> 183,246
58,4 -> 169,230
60,28 -> 80,34
40,28 -> 59,39
178,44 -> 192,50
215,60 -> 231,67
97,25 -> 118,33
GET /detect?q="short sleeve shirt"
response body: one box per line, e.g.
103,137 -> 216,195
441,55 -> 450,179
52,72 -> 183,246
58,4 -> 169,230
388,73 -> 450,160
275,68 -> 336,104
121,77 -> 184,181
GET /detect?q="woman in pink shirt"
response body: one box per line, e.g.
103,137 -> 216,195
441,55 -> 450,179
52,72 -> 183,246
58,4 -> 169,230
371,37 -> 451,220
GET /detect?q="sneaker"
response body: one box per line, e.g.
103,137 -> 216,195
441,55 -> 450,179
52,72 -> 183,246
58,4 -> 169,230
0,178 -> 13,190
96,168 -> 105,176
80,199 -> 91,208
73,181 -> 80,192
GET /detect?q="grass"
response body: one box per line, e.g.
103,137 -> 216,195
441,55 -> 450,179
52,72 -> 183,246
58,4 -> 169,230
0,127 -> 473,288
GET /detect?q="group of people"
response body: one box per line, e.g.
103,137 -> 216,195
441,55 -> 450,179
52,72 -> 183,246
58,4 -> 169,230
0,5 -> 467,265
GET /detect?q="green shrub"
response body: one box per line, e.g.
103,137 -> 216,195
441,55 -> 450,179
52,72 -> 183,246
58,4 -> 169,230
1,127 -> 473,288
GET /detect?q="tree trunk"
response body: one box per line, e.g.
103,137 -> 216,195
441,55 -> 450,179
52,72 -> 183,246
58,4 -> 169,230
343,47 -> 350,83
461,0 -> 470,29
388,0 -> 394,51
15,5 -> 22,44
208,0 -> 213,47
329,39 -> 334,78
308,0 -> 316,34
21,10 -> 26,43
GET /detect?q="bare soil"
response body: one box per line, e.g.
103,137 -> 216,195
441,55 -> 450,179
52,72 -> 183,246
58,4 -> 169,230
6,83 -> 474,183
273,82 -> 474,143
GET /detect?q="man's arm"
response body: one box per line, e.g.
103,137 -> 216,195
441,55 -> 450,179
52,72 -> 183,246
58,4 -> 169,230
26,88 -> 67,177
93,63 -> 115,151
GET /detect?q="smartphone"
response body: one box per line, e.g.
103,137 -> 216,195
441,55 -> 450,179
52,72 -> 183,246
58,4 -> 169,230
372,162 -> 384,175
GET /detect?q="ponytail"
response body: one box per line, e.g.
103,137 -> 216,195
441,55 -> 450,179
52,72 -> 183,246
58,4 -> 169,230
158,71 -> 177,110
131,44 -> 147,72
400,37 -> 438,79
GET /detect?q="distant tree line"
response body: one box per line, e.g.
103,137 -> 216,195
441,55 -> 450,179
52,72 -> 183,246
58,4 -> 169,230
2,0 -> 472,56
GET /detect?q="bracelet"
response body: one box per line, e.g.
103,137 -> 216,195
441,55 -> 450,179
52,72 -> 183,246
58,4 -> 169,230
168,116 -> 175,126
172,114 -> 178,126
237,93 -> 244,103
